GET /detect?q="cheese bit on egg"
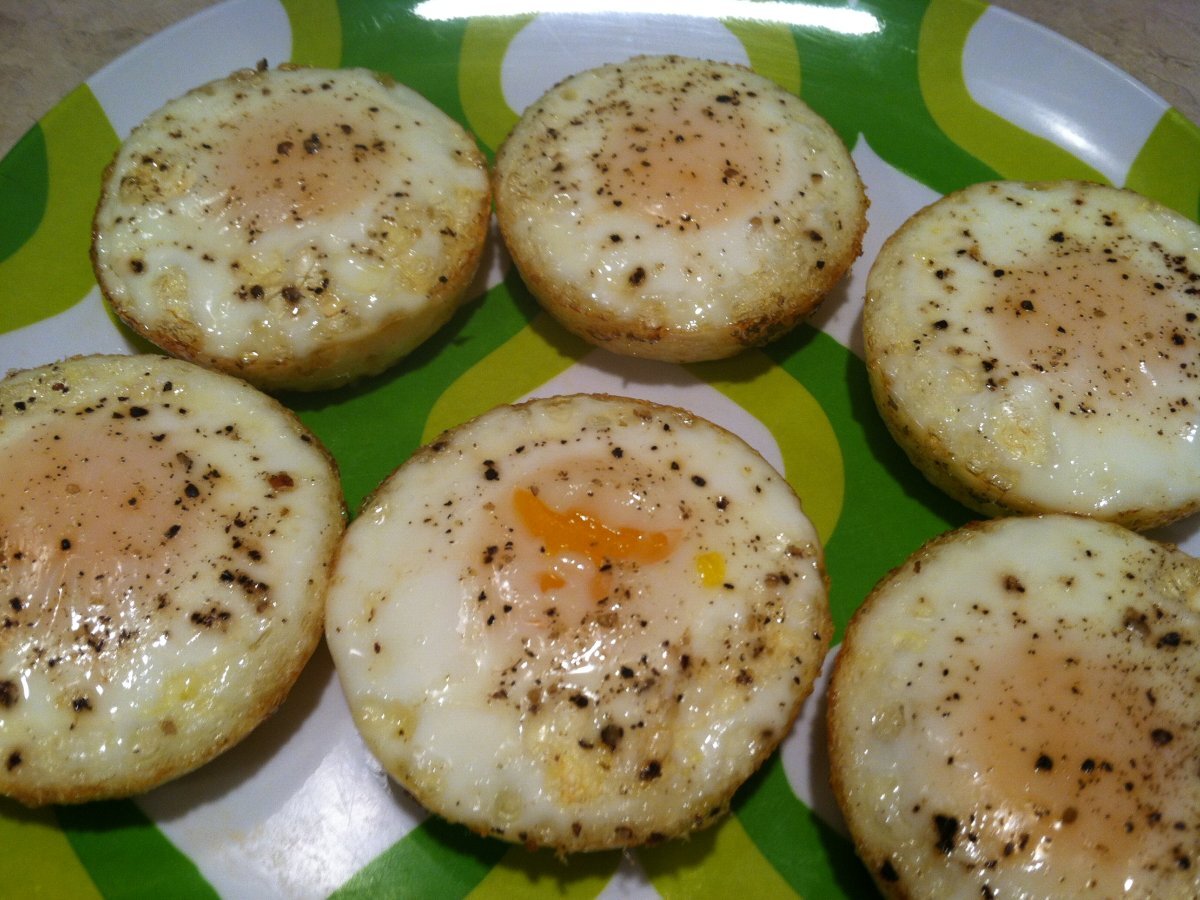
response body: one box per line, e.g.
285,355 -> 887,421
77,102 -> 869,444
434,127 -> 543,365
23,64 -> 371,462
493,55 -> 868,362
91,63 -> 491,393
325,394 -> 831,852
0,354 -> 346,806
828,514 -> 1200,898
864,180 -> 1200,531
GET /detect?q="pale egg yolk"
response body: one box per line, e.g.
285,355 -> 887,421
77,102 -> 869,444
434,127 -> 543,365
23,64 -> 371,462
210,92 -> 390,233
955,634 -> 1189,884
0,411 -> 214,697
602,90 -> 769,228
0,415 -> 194,622
988,244 -> 1185,408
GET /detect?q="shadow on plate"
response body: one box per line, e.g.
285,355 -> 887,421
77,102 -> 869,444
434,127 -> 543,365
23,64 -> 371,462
134,638 -> 338,824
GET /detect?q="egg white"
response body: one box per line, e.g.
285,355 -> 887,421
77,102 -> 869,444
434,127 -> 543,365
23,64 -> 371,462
828,514 -> 1200,898
325,393 -> 830,851
864,180 -> 1200,530
91,64 -> 491,392
0,354 -> 345,805
493,55 -> 867,362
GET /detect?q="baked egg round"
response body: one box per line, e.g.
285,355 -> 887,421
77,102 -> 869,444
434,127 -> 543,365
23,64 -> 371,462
325,393 -> 831,851
92,63 -> 491,393
0,354 -> 345,806
828,514 -> 1200,898
864,180 -> 1200,530
493,55 -> 867,362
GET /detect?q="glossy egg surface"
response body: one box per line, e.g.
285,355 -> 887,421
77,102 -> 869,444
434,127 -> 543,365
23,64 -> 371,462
864,180 -> 1200,530
494,55 -> 867,362
829,514 -> 1200,897
92,65 -> 491,392
326,393 -> 831,851
0,354 -> 345,805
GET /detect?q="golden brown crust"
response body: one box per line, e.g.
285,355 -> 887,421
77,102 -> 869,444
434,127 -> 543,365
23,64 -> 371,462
862,180 -> 1200,532
327,392 -> 831,852
493,55 -> 867,363
866,314 -> 1200,533
97,197 -> 490,393
507,224 -> 866,364
826,521 -> 988,897
0,354 -> 345,805
829,515 -> 1200,896
91,64 -> 491,393
10,622 -> 323,807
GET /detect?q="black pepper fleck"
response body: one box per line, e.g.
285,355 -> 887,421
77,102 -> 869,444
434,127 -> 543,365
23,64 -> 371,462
934,814 -> 959,854
1151,728 -> 1174,746
600,723 -> 624,750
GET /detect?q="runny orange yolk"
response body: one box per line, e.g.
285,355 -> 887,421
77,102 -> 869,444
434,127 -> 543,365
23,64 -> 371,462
513,487 -> 674,566
513,488 -> 675,597
539,571 -> 567,592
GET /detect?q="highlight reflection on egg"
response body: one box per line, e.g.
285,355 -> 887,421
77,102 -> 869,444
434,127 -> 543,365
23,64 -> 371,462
828,514 -> 1200,898
91,64 -> 491,392
493,55 -> 868,363
325,394 -> 831,852
0,354 -> 345,806
864,180 -> 1200,530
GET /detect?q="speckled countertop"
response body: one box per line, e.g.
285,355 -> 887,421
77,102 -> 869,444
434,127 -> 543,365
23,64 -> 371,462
2,0 -> 1197,157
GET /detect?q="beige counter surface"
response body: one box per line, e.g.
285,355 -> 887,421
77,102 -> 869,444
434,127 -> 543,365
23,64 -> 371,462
2,0 -> 1198,159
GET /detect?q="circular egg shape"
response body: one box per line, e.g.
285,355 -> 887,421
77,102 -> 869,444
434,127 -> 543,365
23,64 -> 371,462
325,393 -> 831,851
0,354 -> 346,806
92,64 -> 491,392
828,514 -> 1200,898
492,55 -> 868,362
863,180 -> 1200,530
